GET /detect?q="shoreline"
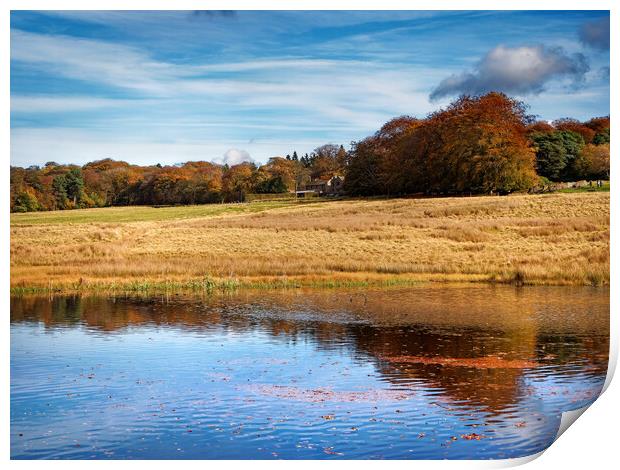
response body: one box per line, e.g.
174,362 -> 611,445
9,272 -> 609,297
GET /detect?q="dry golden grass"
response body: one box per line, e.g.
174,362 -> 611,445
10,192 -> 609,293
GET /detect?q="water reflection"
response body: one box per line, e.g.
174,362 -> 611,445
11,286 -> 609,459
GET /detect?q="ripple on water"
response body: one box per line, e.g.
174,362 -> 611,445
10,287 -> 608,459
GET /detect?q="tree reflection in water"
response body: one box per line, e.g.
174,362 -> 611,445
11,286 -> 609,459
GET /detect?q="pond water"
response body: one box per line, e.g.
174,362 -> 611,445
11,286 -> 609,460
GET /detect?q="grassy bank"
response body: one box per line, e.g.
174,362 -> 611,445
10,193 -> 609,294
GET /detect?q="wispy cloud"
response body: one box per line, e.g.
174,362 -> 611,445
11,29 -> 437,131
11,96 -> 142,113
11,29 -> 179,95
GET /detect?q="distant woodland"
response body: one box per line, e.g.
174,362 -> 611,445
11,92 -> 610,212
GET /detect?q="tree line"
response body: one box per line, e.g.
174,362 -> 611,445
10,144 -> 348,212
10,92 -> 610,212
344,93 -> 609,196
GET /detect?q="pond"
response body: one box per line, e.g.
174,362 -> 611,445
10,285 -> 609,459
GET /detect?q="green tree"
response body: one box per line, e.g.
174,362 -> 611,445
12,191 -> 40,212
531,132 -> 568,180
52,175 -> 69,209
65,168 -> 85,206
593,129 -> 610,145
271,175 -> 288,193
557,131 -> 585,180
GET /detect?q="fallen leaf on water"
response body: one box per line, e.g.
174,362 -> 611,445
461,433 -> 486,440
324,447 -> 343,456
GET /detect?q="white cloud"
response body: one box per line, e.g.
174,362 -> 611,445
430,45 -> 589,100
218,148 -> 253,166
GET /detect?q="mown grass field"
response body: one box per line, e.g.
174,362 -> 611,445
10,193 -> 609,294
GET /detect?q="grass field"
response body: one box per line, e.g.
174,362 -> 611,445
10,200 -> 300,225
10,193 -> 609,294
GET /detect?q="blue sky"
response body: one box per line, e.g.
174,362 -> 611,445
10,10 -> 610,167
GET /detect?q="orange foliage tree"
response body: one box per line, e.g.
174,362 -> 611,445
348,93 -> 538,195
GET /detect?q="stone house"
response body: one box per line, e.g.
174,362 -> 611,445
304,175 -> 345,195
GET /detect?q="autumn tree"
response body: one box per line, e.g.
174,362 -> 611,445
401,93 -> 538,194
12,189 -> 40,212
309,144 -> 347,179
580,143 -> 610,179
585,116 -> 610,145
344,137 -> 384,196
585,116 -> 610,133
179,161 -> 224,203
345,116 -> 420,196
82,159 -> 134,206
553,118 -> 596,144
222,162 -> 256,202
526,121 -> 555,134
257,157 -> 297,192
11,166 -> 42,212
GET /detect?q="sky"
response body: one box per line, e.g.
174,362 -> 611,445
10,10 -> 610,167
